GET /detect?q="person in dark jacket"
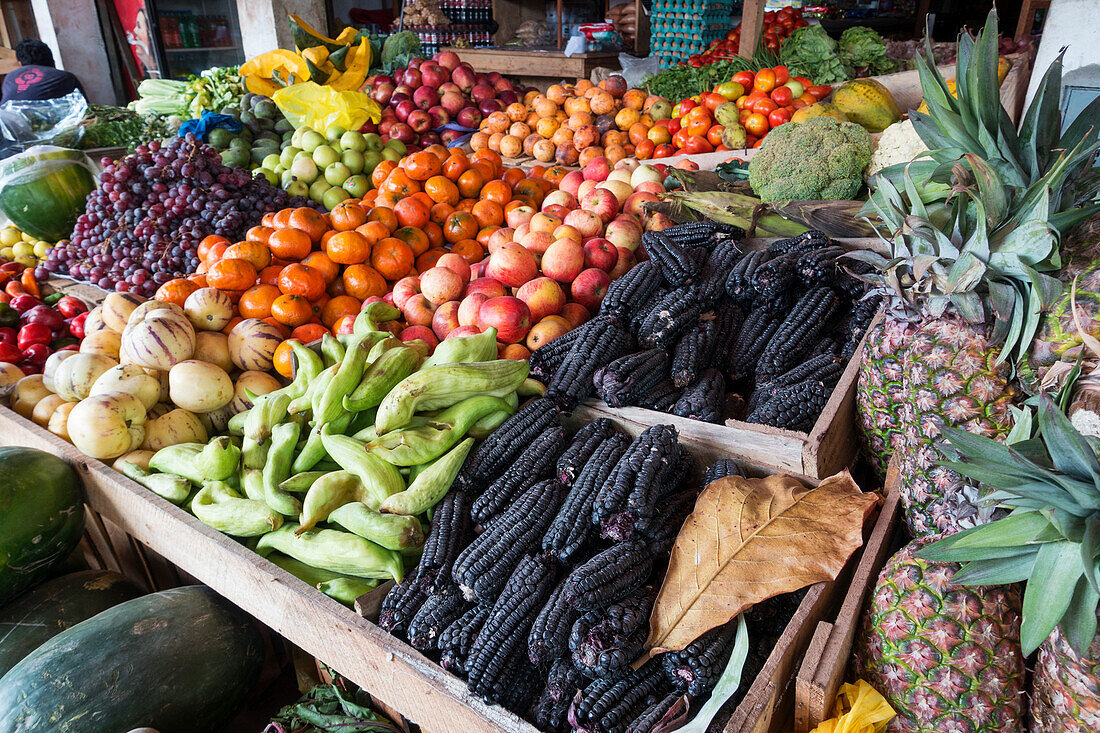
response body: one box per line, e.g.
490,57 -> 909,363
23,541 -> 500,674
1,39 -> 86,103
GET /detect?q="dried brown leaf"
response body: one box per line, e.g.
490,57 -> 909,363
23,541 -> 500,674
644,470 -> 878,656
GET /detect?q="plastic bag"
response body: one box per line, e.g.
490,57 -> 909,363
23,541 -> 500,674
272,82 -> 380,134
0,90 -> 88,154
619,53 -> 660,89
178,111 -> 243,141
0,145 -> 98,241
810,680 -> 895,733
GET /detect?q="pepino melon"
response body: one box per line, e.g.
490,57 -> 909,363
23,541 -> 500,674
0,585 -> 265,733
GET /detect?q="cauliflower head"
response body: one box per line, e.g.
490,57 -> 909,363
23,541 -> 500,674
748,117 -> 873,202
865,118 -> 928,179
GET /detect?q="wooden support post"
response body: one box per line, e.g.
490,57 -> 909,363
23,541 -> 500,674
738,0 -> 765,59
556,0 -> 563,50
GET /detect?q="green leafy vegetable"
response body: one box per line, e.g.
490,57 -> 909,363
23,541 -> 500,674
265,684 -> 402,733
381,31 -> 422,73
642,48 -> 780,102
838,27 -> 898,76
779,24 -> 851,84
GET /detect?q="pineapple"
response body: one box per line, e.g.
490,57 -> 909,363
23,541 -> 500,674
1023,263 -> 1100,390
919,396 -> 1100,732
856,318 -> 913,476
854,534 -> 1025,732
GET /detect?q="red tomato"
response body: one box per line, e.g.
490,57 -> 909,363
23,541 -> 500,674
768,108 -> 791,128
715,143 -> 730,151
752,137 -> 766,148
673,99 -> 697,118
652,143 -> 675,158
701,92 -> 725,113
754,69 -> 776,94
807,85 -> 833,99
793,76 -> 813,89
745,134 -> 758,147
666,117 -> 681,134
683,106 -> 713,129
655,118 -> 671,128
739,110 -> 753,126
790,97 -> 810,110
672,128 -> 690,150
732,71 -> 755,89
735,95 -> 752,111
772,65 -> 790,85
682,135 -> 713,155
752,97 -> 778,115
744,113 -> 769,137
769,85 -> 793,107
706,124 -> 724,147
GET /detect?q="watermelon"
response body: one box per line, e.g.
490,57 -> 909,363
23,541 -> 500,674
0,446 -> 85,605
0,146 -> 96,241
0,569 -> 142,677
0,585 -> 265,732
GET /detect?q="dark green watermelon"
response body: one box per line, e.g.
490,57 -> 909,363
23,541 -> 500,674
0,447 -> 85,606
0,585 -> 265,733
0,569 -> 142,677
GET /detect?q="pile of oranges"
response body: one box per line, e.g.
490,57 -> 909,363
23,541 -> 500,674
148,144 -> 562,378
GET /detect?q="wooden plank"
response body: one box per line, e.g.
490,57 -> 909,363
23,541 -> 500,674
738,0 -> 766,59
794,458 -> 902,731
449,46 -> 619,80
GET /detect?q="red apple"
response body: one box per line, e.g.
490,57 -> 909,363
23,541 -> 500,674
466,276 -> 507,299
486,243 -> 538,288
624,191 -> 659,219
581,187 -> 620,224
437,50 -> 461,70
431,300 -> 461,339
604,215 -> 643,252
581,156 -> 611,182
401,294 -> 437,326
530,212 -> 562,234
440,90 -> 466,116
487,227 -> 516,253
458,292 -> 489,326
505,205 -> 536,229
420,63 -> 450,88
560,302 -> 590,328
392,276 -> 422,309
542,204 -> 572,221
634,180 -> 665,196
413,85 -> 440,110
526,314 -> 572,351
452,64 -> 477,92
558,170 -> 584,197
447,325 -> 482,339
519,229 -> 554,255
583,238 -> 619,272
609,247 -> 637,279
394,99 -> 417,122
457,107 -> 482,129
645,212 -> 674,232
577,179 -> 597,200
427,105 -> 450,127
542,190 -> 578,211
400,325 -> 439,350
552,224 -> 582,245
541,239 -> 585,283
478,296 -> 532,344
571,268 -> 611,311
420,266 -> 464,305
563,209 -> 603,239
597,179 -> 633,205
407,108 -> 432,133
435,252 -> 471,283
516,277 -> 566,321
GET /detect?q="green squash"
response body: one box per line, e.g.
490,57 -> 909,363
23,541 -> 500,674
0,446 -> 84,605
0,147 -> 96,241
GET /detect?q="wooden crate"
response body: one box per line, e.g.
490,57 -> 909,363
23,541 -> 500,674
0,403 -> 874,733
794,458 -> 903,731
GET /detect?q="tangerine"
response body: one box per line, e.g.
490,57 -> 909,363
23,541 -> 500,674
342,264 -> 387,300
416,248 -> 446,271
370,238 -> 414,280
430,202 -> 455,226
206,258 -> 258,291
425,175 -> 460,206
371,160 -> 398,188
288,208 -> 329,243
393,197 -> 431,229
301,252 -> 340,284
442,154 -> 468,180
456,169 -> 485,199
356,220 -> 392,245
404,150 -> 443,181
393,225 -> 430,256
325,230 -> 372,265
268,227 -> 313,260
366,207 -> 399,232
271,294 -> 314,327
321,295 -> 361,328
443,211 -> 478,243
330,201 -> 369,231
154,278 -> 199,307
292,323 -> 328,343
272,339 -> 300,378
479,179 -> 511,205
222,241 -> 271,271
471,199 -> 504,229
278,264 -> 326,300
239,284 -> 281,318
450,238 -> 485,263
198,234 -> 229,261
271,208 -> 294,229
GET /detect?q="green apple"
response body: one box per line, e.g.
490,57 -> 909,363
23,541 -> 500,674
290,156 -> 318,184
312,144 -> 340,168
325,124 -> 346,143
385,139 -> 407,156
381,146 -> 402,162
258,168 -> 278,185
273,163 -> 287,175
343,174 -> 370,198
299,129 -> 325,153
280,170 -> 296,187
261,153 -> 282,170
363,133 -> 383,151
286,179 -> 309,197
341,149 -> 365,174
324,162 -> 351,186
280,145 -> 302,168
340,130 -> 367,152
362,150 -> 383,174
322,186 -> 351,209
309,179 -> 333,203
291,127 -> 304,147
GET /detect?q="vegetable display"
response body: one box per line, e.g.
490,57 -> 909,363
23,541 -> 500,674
747,116 -> 873,201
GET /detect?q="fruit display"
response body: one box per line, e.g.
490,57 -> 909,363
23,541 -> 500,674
701,5 -> 809,61
0,263 -> 88,377
207,91 -> 295,171
0,223 -> 55,267
43,135 -> 313,297
0,147 -> 97,244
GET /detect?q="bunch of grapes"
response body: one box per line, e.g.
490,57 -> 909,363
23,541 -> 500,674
44,134 -> 312,297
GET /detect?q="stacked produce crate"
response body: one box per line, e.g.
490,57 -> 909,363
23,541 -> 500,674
649,0 -> 731,67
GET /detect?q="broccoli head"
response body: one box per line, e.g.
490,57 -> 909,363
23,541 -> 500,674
381,31 -> 421,71
747,117 -> 873,202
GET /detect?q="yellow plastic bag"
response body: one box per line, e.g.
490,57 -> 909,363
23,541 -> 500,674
811,680 -> 895,733
272,82 -> 381,133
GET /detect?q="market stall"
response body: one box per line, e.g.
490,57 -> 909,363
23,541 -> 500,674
2,3 -> 1099,733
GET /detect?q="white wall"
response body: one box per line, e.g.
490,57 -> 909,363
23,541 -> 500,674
1024,0 -> 1100,108
30,0 -> 115,104
237,0 -> 328,59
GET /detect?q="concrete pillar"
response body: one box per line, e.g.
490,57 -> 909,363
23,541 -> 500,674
1024,0 -> 1100,110
237,0 -> 328,60
29,0 -> 116,105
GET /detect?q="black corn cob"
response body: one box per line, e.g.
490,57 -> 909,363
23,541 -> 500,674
594,349 -> 671,408
543,433 -> 632,564
637,378 -> 682,412
629,287 -> 669,336
703,458 -> 744,486
765,229 -> 830,255
708,219 -> 746,238
707,303 -> 742,374
530,325 -> 590,381
725,249 -> 767,303
727,306 -> 784,383
641,230 -> 701,287
640,489 -> 698,555
453,398 -> 560,493
636,286 -> 707,350
662,220 -> 718,246
746,378 -> 831,432
378,571 -> 428,636
416,490 -> 473,593
438,602 -> 491,675
838,293 -> 880,361
624,692 -> 685,733
406,591 -> 467,651
670,368 -> 725,424
527,579 -> 577,667
569,590 -> 655,679
556,418 -> 615,486
452,478 -> 566,603
755,287 -> 840,383
529,658 -> 586,732
670,314 -> 718,388
796,245 -> 846,285
661,622 -> 739,696
570,659 -> 669,733
600,260 -> 663,323
698,239 -> 742,305
751,253 -> 797,307
493,649 -> 541,712
465,553 -> 559,700
561,540 -> 654,611
749,352 -> 844,414
470,425 -> 567,524
592,424 -> 681,540
547,315 -> 632,411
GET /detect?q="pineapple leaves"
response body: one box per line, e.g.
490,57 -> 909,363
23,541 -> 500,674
970,8 -> 1002,145
1062,576 -> 1100,655
949,552 -> 1037,585
1017,51 -> 1065,180
1021,540 -> 1081,654
1038,395 -> 1100,507
917,511 -> 1052,560
964,154 -> 1008,227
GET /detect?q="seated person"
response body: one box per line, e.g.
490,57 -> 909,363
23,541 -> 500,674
2,39 -> 86,103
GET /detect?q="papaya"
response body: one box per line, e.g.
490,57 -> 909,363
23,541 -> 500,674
832,79 -> 901,133
791,102 -> 849,124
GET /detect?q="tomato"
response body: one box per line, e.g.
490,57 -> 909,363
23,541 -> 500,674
793,76 -> 813,89
682,135 -> 713,155
690,58 -> 703,68
783,79 -> 804,99
714,81 -> 745,101
743,113 -> 769,137
732,71 -> 755,89
739,110 -> 753,127
745,134 -> 758,148
769,85 -> 793,107
666,117 -> 681,134
654,118 -> 671,129
767,40 -> 780,52
672,99 -> 696,118
735,95 -> 752,111
752,137 -> 765,148
701,92 -> 725,113
790,97 -> 810,110
764,10 -> 775,22
683,105 -> 713,129
652,143 -> 675,158
768,108 -> 791,128
706,124 -> 724,147
807,85 -> 833,99
772,65 -> 790,85
672,128 -> 690,150
752,97 -> 778,115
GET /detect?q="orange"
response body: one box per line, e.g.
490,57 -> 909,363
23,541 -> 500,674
456,169 -> 485,199
271,208 -> 295,229
381,168 -> 420,199
325,230 -> 372,265
404,150 -> 443,181
268,227 -> 313,261
393,197 -> 431,229
272,339 -> 300,379
367,207 -> 399,233
330,201 -> 369,231
222,315 -> 244,335
471,199 -> 504,229
288,208 -> 329,244
291,323 -> 328,343
262,318 -> 293,339
416,248 -> 447,271
356,219 -> 392,246
204,240 -> 229,264
528,165 -> 547,178
309,293 -> 330,319
479,179 -> 511,205
278,263 -> 326,300
456,198 -> 477,214
477,226 -> 500,246
370,238 -> 414,280
154,278 -> 199,307
198,234 -> 229,261
430,202 -> 455,226
512,179 -> 545,207
206,258 -> 257,291
271,294 -> 313,327
424,221 -> 444,249
301,252 -> 340,284
393,225 -> 430,257
222,241 -> 271,271
423,143 -> 450,162
239,284 -> 281,318
326,277 -> 347,298
471,149 -> 502,178
257,265 -> 283,286
442,154 -> 468,181
425,175 -> 460,206
443,211 -> 479,244
342,263 -> 387,300
451,239 -> 485,264
245,225 -> 275,245
371,160 -> 398,189
186,273 -> 208,288
502,167 -> 525,188
468,161 -> 495,186
321,295 -> 361,328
